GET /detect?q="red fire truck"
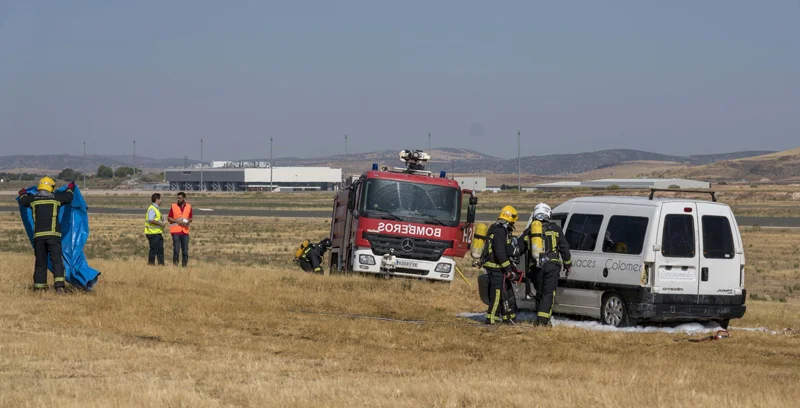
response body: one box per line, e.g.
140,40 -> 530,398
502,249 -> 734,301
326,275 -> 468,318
329,150 -> 478,282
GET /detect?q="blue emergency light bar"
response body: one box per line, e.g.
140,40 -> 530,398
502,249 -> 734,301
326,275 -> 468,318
440,171 -> 446,178
372,163 -> 379,171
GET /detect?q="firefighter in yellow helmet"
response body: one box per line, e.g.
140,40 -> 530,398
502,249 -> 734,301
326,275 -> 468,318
520,203 -> 571,326
297,238 -> 332,274
18,177 -> 75,293
482,205 -> 520,325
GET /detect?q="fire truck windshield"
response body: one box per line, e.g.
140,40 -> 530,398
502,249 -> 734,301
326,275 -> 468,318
360,178 -> 461,227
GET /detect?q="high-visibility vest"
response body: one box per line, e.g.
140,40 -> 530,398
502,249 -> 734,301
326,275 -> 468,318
144,204 -> 163,235
170,203 -> 192,235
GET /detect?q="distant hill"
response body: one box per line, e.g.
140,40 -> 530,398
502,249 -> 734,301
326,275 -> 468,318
0,148 -> 777,178
656,148 -> 800,182
425,149 -> 775,176
269,148 -> 774,176
0,154 -> 199,174
687,151 -> 778,165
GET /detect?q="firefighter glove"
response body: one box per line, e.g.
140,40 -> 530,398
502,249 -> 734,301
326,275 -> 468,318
564,266 -> 572,277
18,188 -> 27,196
68,182 -> 76,190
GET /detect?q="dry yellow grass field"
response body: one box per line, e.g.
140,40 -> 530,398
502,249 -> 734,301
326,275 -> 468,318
1,213 -> 799,407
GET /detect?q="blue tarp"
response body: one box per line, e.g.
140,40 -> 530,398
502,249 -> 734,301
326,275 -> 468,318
16,185 -> 101,290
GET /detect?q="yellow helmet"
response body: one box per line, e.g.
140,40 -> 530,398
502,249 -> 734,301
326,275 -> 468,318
614,242 -> 628,254
498,205 -> 518,223
38,176 -> 56,193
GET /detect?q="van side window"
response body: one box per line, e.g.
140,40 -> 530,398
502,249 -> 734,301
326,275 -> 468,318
602,216 -> 648,255
551,213 -> 567,229
565,214 -> 604,251
702,216 -> 735,259
662,215 -> 695,258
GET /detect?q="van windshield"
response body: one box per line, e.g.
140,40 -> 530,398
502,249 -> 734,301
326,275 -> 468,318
359,178 -> 461,227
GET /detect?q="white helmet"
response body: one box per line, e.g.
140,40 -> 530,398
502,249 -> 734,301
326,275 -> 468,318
533,203 -> 551,221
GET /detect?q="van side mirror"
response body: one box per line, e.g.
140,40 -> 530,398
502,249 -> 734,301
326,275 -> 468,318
469,196 -> 479,205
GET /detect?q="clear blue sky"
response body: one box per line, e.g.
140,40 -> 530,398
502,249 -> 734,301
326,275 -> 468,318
1,0 -> 798,160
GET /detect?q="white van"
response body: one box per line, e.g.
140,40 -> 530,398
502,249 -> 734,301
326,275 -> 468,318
478,191 -> 747,327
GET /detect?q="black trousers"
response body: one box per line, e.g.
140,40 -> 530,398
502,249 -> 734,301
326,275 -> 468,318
485,268 -> 516,323
172,234 -> 189,266
34,236 -> 65,289
526,265 -> 544,304
536,262 -> 561,322
146,234 -> 165,265
297,258 -> 313,272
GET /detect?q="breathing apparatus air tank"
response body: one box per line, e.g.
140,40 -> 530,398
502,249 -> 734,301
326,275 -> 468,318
470,223 -> 489,259
294,240 -> 310,259
529,220 -> 544,266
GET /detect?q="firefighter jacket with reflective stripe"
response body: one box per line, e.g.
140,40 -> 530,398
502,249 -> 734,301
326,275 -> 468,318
302,245 -> 327,272
169,203 -> 192,235
144,204 -> 163,235
522,221 -> 571,266
18,190 -> 74,239
483,222 -> 514,271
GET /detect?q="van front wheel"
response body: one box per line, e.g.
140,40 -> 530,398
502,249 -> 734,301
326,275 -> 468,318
601,294 -> 632,328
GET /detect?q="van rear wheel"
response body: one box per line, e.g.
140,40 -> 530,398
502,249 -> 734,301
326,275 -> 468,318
601,294 -> 632,328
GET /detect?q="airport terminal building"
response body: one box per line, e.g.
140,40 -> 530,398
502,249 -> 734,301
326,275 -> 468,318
164,162 -> 342,191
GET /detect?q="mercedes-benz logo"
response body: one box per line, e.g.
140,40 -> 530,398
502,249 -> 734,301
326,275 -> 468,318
400,238 -> 415,252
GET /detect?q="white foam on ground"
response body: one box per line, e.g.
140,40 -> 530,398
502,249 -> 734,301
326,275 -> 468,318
728,326 -> 780,335
459,312 -> 741,334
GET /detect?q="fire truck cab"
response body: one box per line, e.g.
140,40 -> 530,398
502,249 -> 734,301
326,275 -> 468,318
329,150 -> 477,282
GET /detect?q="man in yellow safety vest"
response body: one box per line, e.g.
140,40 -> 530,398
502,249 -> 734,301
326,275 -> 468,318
145,193 -> 167,265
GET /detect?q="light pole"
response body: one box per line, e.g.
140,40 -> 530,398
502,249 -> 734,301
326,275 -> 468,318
200,138 -> 204,191
517,130 -> 521,192
133,140 -> 136,177
270,137 -> 274,191
83,141 -> 87,189
428,132 -> 431,152
344,134 -> 348,182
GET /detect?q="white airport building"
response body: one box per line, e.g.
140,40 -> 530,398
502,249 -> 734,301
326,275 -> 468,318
534,178 -> 711,191
164,162 -> 342,191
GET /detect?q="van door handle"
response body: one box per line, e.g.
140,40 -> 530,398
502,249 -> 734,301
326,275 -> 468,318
701,267 -> 709,282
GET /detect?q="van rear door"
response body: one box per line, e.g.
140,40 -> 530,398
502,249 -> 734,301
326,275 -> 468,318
697,204 -> 741,297
654,202 -> 700,300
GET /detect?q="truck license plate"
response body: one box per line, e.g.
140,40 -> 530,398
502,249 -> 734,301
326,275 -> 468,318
396,260 -> 418,268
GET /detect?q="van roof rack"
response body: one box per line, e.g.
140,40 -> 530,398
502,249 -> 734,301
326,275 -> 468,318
649,188 -> 717,202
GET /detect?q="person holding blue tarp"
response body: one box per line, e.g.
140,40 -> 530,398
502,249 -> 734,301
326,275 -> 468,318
17,177 -> 101,292
18,176 -> 74,293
